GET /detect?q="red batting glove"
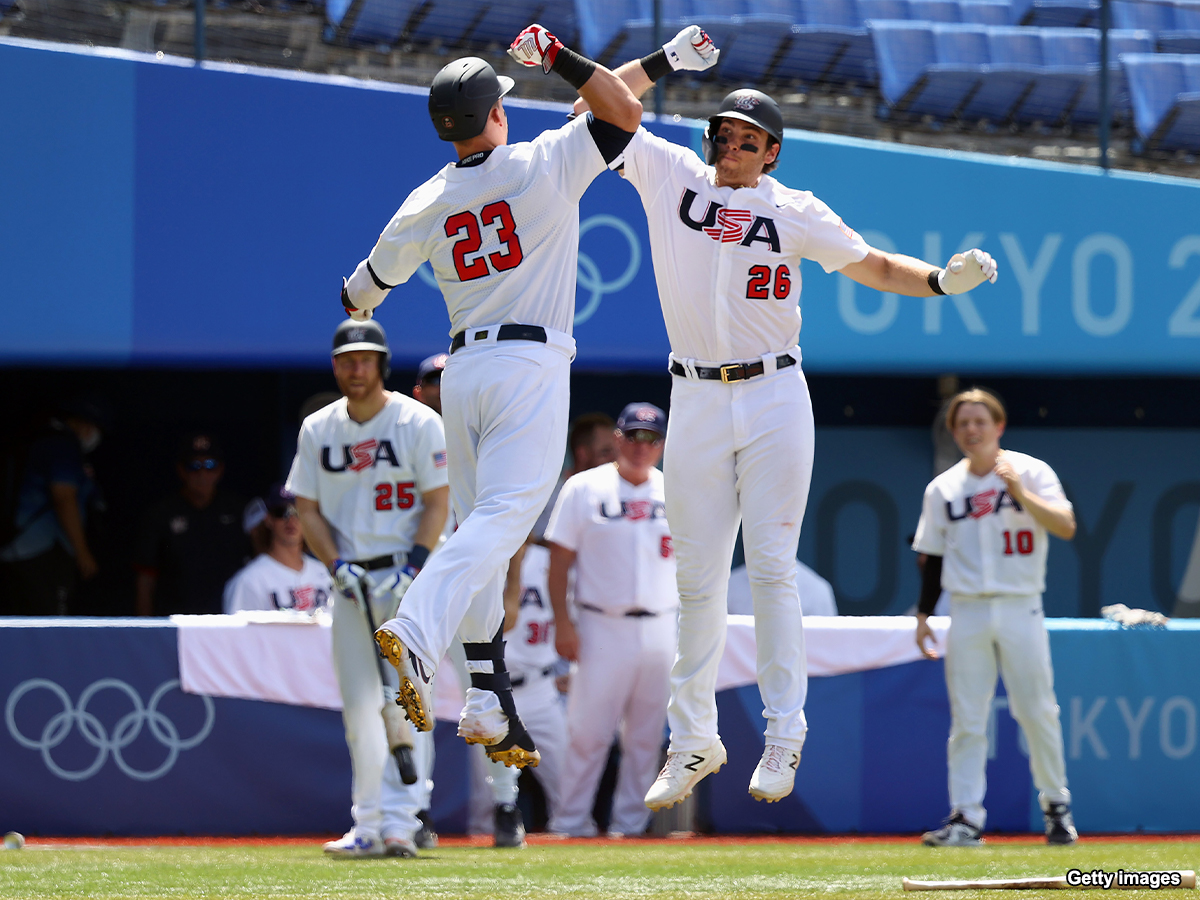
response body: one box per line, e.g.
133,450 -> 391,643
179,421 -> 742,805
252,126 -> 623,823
508,24 -> 563,75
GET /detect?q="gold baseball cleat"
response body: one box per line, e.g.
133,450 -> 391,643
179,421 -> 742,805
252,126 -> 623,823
374,627 -> 435,733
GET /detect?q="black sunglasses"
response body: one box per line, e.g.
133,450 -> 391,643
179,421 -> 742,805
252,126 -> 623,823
624,430 -> 663,445
184,458 -> 219,472
268,505 -> 298,519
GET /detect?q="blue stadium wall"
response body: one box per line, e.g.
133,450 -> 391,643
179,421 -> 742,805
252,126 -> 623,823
2,38 -> 1199,617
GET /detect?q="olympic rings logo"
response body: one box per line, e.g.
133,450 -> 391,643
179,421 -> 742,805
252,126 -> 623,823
415,214 -> 642,325
5,679 -> 216,782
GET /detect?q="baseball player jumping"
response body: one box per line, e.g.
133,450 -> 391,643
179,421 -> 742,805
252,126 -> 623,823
340,33 -> 642,768
583,29 -> 999,810
287,320 -> 449,858
913,388 -> 1078,846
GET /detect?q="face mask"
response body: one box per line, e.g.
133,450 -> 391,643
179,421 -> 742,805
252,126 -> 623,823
80,428 -> 101,454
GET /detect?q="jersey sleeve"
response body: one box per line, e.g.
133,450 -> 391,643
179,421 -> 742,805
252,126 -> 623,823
911,482 -> 947,556
285,422 -> 320,502
544,476 -> 584,553
532,114 -> 609,204
798,194 -> 871,273
1026,458 -> 1072,509
621,126 -> 705,206
410,410 -> 450,494
366,191 -> 434,288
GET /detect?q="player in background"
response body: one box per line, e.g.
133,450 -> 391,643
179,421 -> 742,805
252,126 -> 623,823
287,320 -> 449,858
584,30 -> 999,810
546,403 -> 677,838
342,33 -> 641,769
913,388 -> 1077,847
413,353 -> 448,416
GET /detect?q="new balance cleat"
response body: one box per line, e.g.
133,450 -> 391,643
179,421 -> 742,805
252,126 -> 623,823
748,743 -> 801,802
922,812 -> 984,847
644,739 -> 727,810
323,831 -> 384,858
374,626 -> 435,732
1044,803 -> 1078,845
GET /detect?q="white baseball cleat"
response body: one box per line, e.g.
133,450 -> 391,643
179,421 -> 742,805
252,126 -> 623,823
323,830 -> 385,858
921,812 -> 984,847
383,835 -> 418,858
643,739 -> 727,810
748,743 -> 801,803
374,626 -> 435,732
457,686 -> 510,745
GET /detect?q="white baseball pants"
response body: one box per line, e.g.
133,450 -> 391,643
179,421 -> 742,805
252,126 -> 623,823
663,359 -> 814,754
487,672 -> 567,813
551,608 -> 677,836
331,590 -> 431,842
384,333 -> 573,667
944,593 -> 1070,830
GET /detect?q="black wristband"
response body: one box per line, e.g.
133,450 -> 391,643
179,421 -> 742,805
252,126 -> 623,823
407,544 -> 431,571
551,45 -> 597,91
640,48 -> 672,82
927,269 -> 946,295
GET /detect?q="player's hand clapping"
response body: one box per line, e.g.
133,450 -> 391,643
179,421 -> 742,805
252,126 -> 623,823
663,25 -> 720,71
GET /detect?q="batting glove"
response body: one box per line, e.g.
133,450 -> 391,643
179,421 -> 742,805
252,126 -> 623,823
331,559 -> 369,608
366,566 -> 417,616
508,24 -> 563,74
663,25 -> 720,71
938,249 -> 998,294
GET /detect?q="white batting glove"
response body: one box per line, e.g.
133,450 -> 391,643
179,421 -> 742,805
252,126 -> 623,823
365,566 -> 416,621
508,24 -> 563,75
938,249 -> 998,294
664,25 -> 720,71
331,559 -> 368,608
342,262 -> 390,321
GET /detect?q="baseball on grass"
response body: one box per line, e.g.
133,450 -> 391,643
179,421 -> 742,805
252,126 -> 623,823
3,832 -> 25,850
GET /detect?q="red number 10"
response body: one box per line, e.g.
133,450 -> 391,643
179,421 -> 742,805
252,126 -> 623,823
1003,529 -> 1033,555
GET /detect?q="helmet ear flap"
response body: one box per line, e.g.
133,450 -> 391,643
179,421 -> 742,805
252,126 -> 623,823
702,123 -> 718,165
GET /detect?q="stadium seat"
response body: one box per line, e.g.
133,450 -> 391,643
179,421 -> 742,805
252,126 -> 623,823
468,0 -> 577,48
911,0 -> 963,21
956,24 -> 1041,121
575,0 -> 646,63
1111,0 -> 1174,33
768,0 -> 876,84
404,0 -> 490,46
958,0 -> 1013,25
1019,0 -> 1098,27
1069,27 -> 1155,123
871,20 -> 942,109
1160,1 -> 1200,53
1122,52 -> 1200,150
326,0 -> 424,45
858,0 -> 914,22
1015,27 -> 1096,124
717,0 -> 801,82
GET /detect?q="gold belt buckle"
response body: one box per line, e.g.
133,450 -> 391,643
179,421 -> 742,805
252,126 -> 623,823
719,363 -> 739,383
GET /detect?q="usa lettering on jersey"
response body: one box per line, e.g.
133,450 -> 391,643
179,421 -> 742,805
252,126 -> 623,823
321,439 -> 402,472
678,189 -> 781,252
946,488 -> 1025,521
270,585 -> 329,612
598,499 -> 668,521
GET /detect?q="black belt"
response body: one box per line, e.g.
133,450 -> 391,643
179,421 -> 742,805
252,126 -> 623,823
351,553 -> 403,572
450,323 -> 548,353
670,353 -> 795,383
579,602 -> 659,618
510,664 -> 556,688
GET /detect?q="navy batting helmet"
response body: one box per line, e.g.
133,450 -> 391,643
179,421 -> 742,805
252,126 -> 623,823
429,57 -> 515,142
332,319 -> 391,379
705,89 -> 784,165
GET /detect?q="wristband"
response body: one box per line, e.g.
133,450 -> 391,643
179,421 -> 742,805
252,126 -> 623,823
927,269 -> 946,295
551,46 -> 597,91
407,544 -> 431,572
640,48 -> 672,82
330,558 -> 346,576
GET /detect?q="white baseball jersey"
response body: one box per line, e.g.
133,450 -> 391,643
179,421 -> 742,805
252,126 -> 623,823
363,115 -> 607,338
222,553 -> 333,614
286,393 -> 448,561
545,463 -> 677,615
505,543 -> 558,676
912,451 -> 1072,596
620,127 -> 870,362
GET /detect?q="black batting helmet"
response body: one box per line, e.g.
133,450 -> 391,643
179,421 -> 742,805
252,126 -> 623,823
705,89 -> 784,166
429,57 -> 515,142
332,319 -> 391,379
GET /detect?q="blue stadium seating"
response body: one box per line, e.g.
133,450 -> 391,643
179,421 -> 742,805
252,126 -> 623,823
1018,0 -> 1098,27
1122,51 -> 1200,149
404,0 -> 491,46
959,0 -> 1013,24
575,0 -> 646,62
326,0 -> 423,45
911,0 -> 963,21
767,0 -> 875,84
1113,0 -> 1200,53
1069,27 -> 1155,121
469,0 -> 577,48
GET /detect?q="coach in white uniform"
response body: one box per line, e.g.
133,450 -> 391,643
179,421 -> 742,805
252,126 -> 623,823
585,36 -> 999,809
288,320 -> 449,858
546,403 -> 678,838
913,388 -> 1077,847
342,36 -> 642,767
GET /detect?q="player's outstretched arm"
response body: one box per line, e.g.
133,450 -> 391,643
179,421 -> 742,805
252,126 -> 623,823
573,26 -> 720,116
841,247 -> 998,297
509,24 -> 641,132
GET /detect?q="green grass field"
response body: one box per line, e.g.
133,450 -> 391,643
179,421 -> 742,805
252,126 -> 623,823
1,837 -> 1196,900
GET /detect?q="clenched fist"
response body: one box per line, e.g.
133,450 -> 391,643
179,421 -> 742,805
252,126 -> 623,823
664,25 -> 720,71
508,23 -> 563,74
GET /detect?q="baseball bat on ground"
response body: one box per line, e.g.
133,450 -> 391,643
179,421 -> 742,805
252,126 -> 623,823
903,871 -> 1196,891
359,587 -> 418,786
